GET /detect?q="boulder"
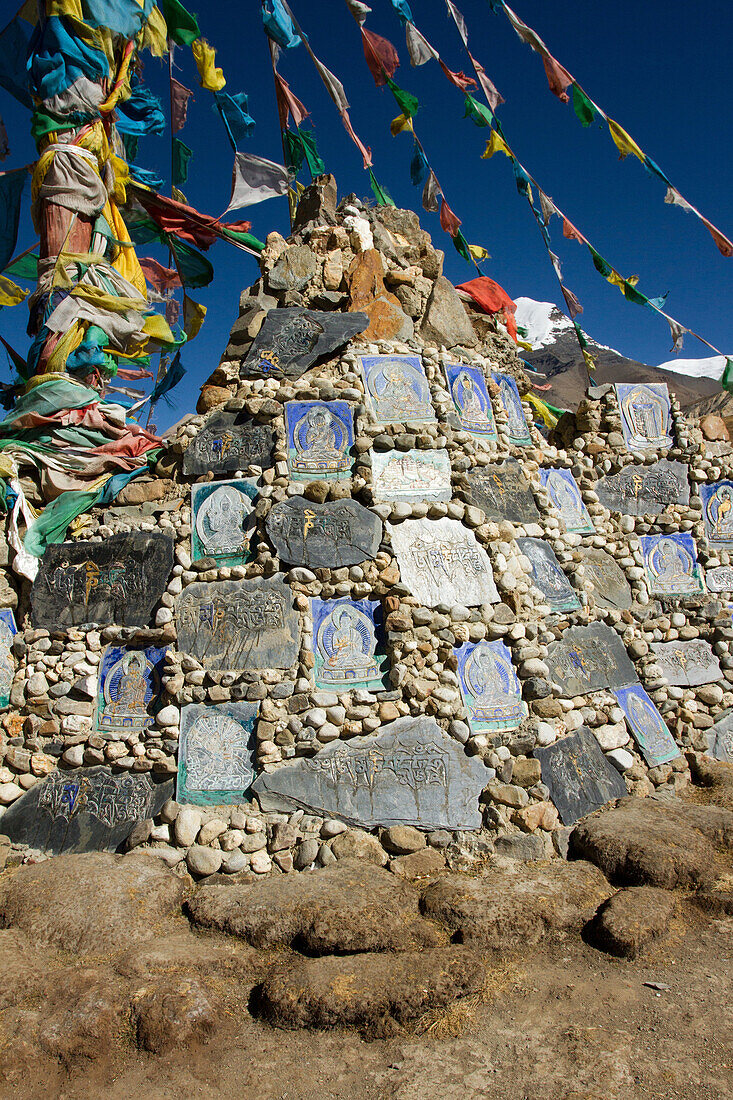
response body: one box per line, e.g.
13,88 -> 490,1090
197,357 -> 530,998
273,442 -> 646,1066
131,978 -> 216,1054
587,886 -> 677,958
419,275 -> 478,348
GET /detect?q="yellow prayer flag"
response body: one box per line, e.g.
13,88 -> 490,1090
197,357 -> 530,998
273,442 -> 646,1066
607,119 -> 645,162
468,244 -> 490,260
142,312 -> 176,346
605,270 -> 626,291
192,38 -> 226,92
141,5 -> 168,56
183,295 -> 207,341
390,113 -> 413,136
481,131 -> 511,159
171,186 -> 188,204
581,348 -> 596,372
0,275 -> 29,308
525,392 -> 559,430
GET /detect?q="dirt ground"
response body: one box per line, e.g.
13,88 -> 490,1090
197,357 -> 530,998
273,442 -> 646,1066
4,903 -> 730,1100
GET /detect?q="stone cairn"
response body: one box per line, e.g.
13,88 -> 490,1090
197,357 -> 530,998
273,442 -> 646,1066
0,176 -> 730,880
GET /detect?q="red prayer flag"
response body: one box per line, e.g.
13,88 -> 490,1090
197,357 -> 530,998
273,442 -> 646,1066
541,51 -> 573,103
456,276 -> 517,340
361,27 -> 399,87
439,61 -> 477,91
560,285 -> 583,318
139,257 -> 182,294
562,217 -> 585,243
340,109 -> 372,168
274,73 -> 310,130
170,77 -> 194,133
439,198 -> 462,237
701,214 -> 733,258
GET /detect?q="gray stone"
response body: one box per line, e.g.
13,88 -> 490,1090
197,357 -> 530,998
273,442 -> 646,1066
545,623 -> 638,695
31,533 -> 173,629
388,517 -> 499,608
493,833 -> 546,861
581,549 -> 633,611
242,308 -> 369,379
268,244 -> 318,291
419,275 -> 478,348
517,538 -> 580,614
706,712 -> 733,763
252,716 -> 489,831
183,412 -> 275,476
650,640 -> 721,687
176,577 -> 299,670
266,497 -> 382,568
186,845 -> 223,876
466,461 -> 540,523
704,566 -> 733,593
534,728 -> 627,826
0,767 -> 173,856
177,702 -> 259,805
595,460 -> 688,517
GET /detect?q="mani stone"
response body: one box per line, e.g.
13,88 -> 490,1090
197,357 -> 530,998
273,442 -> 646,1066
707,712 -> 733,763
516,537 -> 580,614
466,461 -> 540,524
176,576 -> 299,670
704,566 -> 733,593
581,549 -> 633,611
242,308 -> 369,379
534,728 -> 627,827
183,411 -> 275,476
252,716 -> 489,830
266,497 -> 382,569
177,702 -> 259,806
31,532 -> 174,630
595,460 -> 689,518
545,623 -> 638,696
0,767 -> 173,856
649,640 -> 721,687
388,517 -> 499,608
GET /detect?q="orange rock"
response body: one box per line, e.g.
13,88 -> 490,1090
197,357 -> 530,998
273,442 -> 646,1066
701,414 -> 730,442
347,250 -> 412,340
514,801 -> 559,833
196,385 -> 231,414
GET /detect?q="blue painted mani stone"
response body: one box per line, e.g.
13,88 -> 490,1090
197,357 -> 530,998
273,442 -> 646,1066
639,532 -> 704,596
311,597 -> 388,692
177,702 -> 259,806
444,361 -> 497,442
615,382 -> 673,451
455,639 -> 527,734
613,683 -> 681,767
95,644 -> 167,735
0,609 -> 17,709
540,467 -> 594,534
359,354 -> 436,425
701,480 -> 733,546
491,371 -> 532,446
285,400 -> 354,481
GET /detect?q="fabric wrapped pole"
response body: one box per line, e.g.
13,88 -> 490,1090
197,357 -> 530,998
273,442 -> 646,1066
27,17 -> 109,102
31,145 -> 107,230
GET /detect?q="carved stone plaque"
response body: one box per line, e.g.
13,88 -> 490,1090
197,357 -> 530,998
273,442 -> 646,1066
540,468 -> 594,534
0,766 -> 173,855
455,639 -> 527,733
252,715 -> 488,830
311,597 -> 388,692
242,308 -> 369,379
640,533 -> 705,597
595,460 -> 689,518
704,566 -> 733,593
285,400 -> 354,481
613,684 -> 681,767
31,532 -> 173,629
701,481 -> 733,546
0,609 -> 16,709
177,702 -> 259,806
545,623 -> 638,695
581,549 -> 633,610
707,712 -> 733,763
191,479 -> 257,565
516,537 -> 581,613
491,371 -> 532,446
649,640 -> 721,687
388,517 -> 499,607
466,460 -> 540,523
94,644 -> 167,735
183,411 -> 275,476
176,577 -> 299,670
533,728 -> 627,826
266,497 -> 381,568
615,382 -> 673,451
359,354 -> 436,425
444,361 -> 497,442
371,448 -> 451,503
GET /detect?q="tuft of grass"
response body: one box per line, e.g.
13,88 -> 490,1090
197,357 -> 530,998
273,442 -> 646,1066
417,958 -> 524,1038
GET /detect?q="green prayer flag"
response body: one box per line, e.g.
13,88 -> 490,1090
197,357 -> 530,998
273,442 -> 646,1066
283,130 -> 305,174
219,228 -> 265,252
572,84 -> 597,128
722,359 -> 733,393
588,246 -> 612,278
3,253 -> 38,281
463,94 -> 493,127
297,127 -> 326,177
160,0 -> 200,46
386,78 -> 419,118
451,230 -> 472,262
368,169 -> 395,207
172,138 -> 193,186
170,239 -> 214,288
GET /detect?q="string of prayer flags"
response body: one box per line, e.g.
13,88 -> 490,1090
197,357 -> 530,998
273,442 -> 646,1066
405,22 -> 438,66
368,168 -> 395,207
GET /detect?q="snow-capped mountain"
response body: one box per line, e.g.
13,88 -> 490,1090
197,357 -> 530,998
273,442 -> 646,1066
514,297 -> 727,410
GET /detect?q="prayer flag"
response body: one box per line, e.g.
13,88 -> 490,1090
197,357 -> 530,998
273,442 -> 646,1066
192,39 -> 226,92
223,151 -> 290,213
361,27 -> 400,86
171,78 -> 194,133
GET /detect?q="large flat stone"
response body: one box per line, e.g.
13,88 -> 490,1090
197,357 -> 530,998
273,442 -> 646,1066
0,767 -> 173,856
534,728 -> 628,826
466,461 -> 540,523
388,517 -> 499,608
177,702 -> 258,806
182,411 -> 275,476
372,449 -> 451,503
650,640 -> 721,687
252,716 -> 489,830
267,244 -> 318,291
266,497 -> 381,568
31,532 -> 173,629
545,623 -> 638,695
586,886 -> 677,959
242,308 -> 368,379
581,549 -> 633,610
419,275 -> 478,349
595,460 -> 689,517
615,382 -> 673,451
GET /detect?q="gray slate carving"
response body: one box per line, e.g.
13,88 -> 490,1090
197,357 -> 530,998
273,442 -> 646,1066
704,566 -> 733,593
650,640 -> 721,687
183,411 -> 275,476
252,715 -> 488,830
466,460 -> 540,523
266,496 -> 382,568
534,728 -> 627,826
545,623 -> 638,695
31,532 -> 173,629
176,576 -> 299,670
242,308 -> 369,379
177,702 -> 259,805
581,548 -> 633,610
0,767 -> 173,855
516,537 -> 580,613
707,712 -> 733,763
595,460 -> 689,518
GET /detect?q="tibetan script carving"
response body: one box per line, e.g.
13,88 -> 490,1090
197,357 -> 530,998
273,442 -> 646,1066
595,460 -> 689,517
183,411 -> 275,476
650,640 -> 721,687
243,308 -> 369,379
545,623 -> 638,695
466,460 -> 540,523
266,497 -> 381,568
388,517 -> 499,607
534,728 -> 627,826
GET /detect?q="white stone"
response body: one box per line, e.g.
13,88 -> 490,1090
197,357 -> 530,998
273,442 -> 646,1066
149,844 -> 184,867
0,783 -> 22,805
155,705 -> 179,727
387,517 -> 499,608
186,845 -> 222,876
250,850 -> 272,874
198,817 -> 228,845
155,607 -> 173,625
536,722 -> 557,746
593,721 -> 630,751
321,819 -> 348,838
606,748 -> 635,773
62,745 -> 84,767
175,807 -> 202,847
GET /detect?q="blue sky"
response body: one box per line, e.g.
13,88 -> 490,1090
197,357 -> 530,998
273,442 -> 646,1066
2,0 -> 731,429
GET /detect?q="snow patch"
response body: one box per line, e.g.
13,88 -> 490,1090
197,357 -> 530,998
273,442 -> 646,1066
653,355 -> 729,382
514,297 -> 573,348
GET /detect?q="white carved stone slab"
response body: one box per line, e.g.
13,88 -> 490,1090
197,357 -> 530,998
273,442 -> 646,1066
388,517 -> 499,608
